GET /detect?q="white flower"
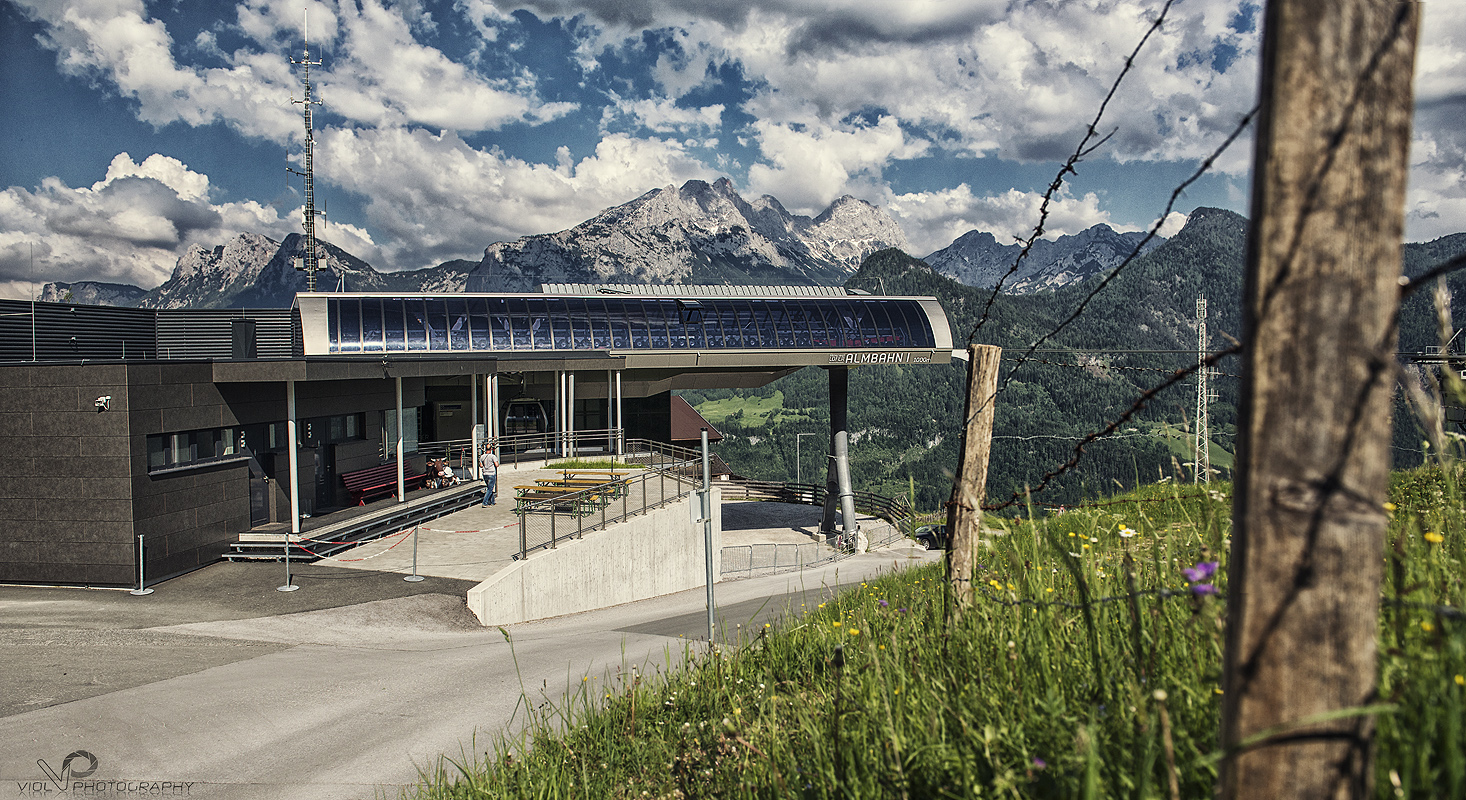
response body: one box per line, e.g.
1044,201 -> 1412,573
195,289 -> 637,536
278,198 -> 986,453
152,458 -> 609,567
1119,528 -> 1138,538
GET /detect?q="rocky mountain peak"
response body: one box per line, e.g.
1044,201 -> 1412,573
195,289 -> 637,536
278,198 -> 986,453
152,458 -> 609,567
465,179 -> 908,291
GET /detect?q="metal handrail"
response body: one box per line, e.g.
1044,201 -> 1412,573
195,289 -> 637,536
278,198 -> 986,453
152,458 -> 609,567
723,478 -> 916,538
513,452 -> 703,560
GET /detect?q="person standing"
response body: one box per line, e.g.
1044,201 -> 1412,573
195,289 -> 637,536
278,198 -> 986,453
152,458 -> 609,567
479,442 -> 499,506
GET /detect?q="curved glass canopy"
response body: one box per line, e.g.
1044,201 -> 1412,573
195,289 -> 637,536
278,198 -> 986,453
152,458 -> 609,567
305,294 -> 943,355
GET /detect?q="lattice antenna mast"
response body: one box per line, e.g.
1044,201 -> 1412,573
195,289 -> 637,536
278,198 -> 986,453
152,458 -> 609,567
288,11 -> 324,292
1194,298 -> 1212,483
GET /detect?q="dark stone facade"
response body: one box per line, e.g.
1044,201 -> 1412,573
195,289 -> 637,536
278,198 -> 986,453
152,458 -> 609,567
0,364 -> 434,587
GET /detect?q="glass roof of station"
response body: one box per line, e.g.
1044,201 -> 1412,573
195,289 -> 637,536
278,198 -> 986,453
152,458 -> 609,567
306,294 -> 944,355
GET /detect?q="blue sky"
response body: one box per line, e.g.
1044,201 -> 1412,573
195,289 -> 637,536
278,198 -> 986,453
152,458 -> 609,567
0,0 -> 1461,299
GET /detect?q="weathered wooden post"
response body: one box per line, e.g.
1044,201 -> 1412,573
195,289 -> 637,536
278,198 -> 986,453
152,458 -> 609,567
1222,0 -> 1419,795
946,344 -> 1002,617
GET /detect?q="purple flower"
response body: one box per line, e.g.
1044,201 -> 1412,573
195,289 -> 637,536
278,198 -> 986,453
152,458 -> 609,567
878,599 -> 889,608
1182,561 -> 1219,583
1032,757 -> 1047,769
1191,583 -> 1218,596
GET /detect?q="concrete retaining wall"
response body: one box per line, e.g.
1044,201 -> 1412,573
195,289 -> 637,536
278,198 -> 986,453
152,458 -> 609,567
467,487 -> 722,626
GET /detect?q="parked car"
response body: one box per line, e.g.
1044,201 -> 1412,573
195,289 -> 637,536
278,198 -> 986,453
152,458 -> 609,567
914,524 -> 948,550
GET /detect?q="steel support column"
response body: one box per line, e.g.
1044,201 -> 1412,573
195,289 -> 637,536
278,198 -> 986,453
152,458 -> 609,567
395,376 -> 405,502
287,379 -> 301,535
820,367 -> 860,549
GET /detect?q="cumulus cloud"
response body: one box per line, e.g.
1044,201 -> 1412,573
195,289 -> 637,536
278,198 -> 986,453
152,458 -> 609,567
746,116 -> 929,214
883,184 -> 1130,257
315,128 -> 710,271
12,0 -> 575,144
0,154 -> 303,296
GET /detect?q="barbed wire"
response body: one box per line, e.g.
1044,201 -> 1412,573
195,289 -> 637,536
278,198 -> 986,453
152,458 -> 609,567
992,432 -> 1157,442
1399,252 -> 1466,298
981,344 -> 1243,512
973,102 -> 1260,412
968,0 -> 1176,341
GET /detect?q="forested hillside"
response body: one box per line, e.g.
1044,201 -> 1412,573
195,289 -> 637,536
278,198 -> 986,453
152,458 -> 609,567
691,210 -> 1466,512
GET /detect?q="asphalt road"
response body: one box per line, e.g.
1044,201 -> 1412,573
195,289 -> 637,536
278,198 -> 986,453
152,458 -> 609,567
0,547 -> 937,800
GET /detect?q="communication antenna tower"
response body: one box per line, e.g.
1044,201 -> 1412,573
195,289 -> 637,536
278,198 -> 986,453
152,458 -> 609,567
1194,298 -> 1213,483
288,11 -> 324,291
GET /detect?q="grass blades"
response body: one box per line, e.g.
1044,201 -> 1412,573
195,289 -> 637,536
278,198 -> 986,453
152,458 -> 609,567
410,469 -> 1464,799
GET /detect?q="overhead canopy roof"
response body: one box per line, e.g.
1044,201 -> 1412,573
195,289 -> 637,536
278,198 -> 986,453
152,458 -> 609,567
297,293 -> 953,369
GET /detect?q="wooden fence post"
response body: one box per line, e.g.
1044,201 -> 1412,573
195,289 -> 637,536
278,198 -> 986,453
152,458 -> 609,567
1221,0 -> 1419,796
947,344 -> 1002,616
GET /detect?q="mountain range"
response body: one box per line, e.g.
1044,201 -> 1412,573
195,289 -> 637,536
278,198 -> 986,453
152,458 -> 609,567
41,178 -> 914,308
922,224 -> 1163,292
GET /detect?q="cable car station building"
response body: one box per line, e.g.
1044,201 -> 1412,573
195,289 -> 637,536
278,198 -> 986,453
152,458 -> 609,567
0,287 -> 952,587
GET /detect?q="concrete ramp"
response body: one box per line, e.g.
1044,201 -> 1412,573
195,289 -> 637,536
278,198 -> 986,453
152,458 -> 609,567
468,488 -> 722,626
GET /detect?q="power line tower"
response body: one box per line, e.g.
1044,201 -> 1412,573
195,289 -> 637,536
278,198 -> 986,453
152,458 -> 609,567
288,13 -> 324,292
1194,297 -> 1212,483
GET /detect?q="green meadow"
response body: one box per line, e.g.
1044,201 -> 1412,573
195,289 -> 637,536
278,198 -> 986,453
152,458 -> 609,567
412,468 -> 1464,798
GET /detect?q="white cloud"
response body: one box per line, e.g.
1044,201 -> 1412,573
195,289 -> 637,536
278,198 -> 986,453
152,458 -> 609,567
746,116 -> 928,214
609,96 -> 724,134
1156,211 -> 1189,239
12,0 -> 574,144
883,184 -> 1124,256
315,128 -> 710,270
0,154 -> 305,297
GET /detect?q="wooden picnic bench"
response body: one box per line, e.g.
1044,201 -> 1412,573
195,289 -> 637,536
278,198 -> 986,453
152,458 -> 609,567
515,489 -> 603,515
341,463 -> 427,506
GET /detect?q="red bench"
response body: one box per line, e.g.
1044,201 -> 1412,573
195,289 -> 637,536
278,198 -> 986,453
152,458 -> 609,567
341,463 -> 427,506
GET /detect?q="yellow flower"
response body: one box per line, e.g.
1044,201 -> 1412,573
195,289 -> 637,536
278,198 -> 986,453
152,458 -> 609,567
848,628 -> 860,636
833,621 -> 841,627
1082,544 -> 1091,550
1046,588 -> 1055,593
1383,502 -> 1397,512
1424,531 -> 1445,544
1006,583 -> 1015,591
1421,621 -> 1435,633
1455,674 -> 1465,687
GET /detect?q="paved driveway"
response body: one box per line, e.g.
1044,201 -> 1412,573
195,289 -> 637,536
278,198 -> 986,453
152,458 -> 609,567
1,544 -> 937,800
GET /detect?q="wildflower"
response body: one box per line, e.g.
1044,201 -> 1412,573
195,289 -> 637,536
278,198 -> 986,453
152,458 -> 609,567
878,599 -> 889,608
1191,583 -> 1218,596
1421,621 -> 1435,633
1383,502 -> 1397,512
1006,583 -> 1015,591
1068,532 -> 1076,538
1424,531 -> 1445,544
1069,551 -> 1082,557
848,628 -> 860,636
1090,536 -> 1099,543
833,621 -> 841,627
1119,527 -> 1138,538
1182,561 -> 1219,582
1082,544 -> 1091,550
1455,675 -> 1465,686
1046,588 -> 1055,593
1032,757 -> 1047,770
